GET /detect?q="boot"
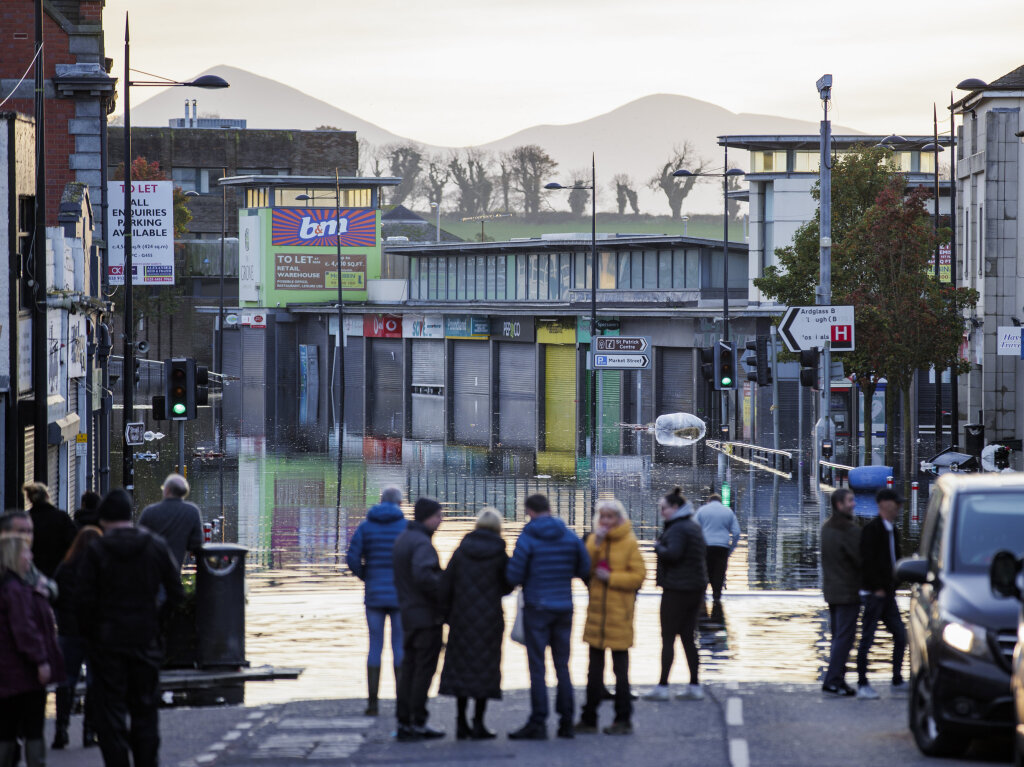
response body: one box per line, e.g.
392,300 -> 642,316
52,687 -> 71,749
365,666 -> 381,716
24,739 -> 46,767
82,691 -> 98,747
455,697 -> 471,740
0,741 -> 17,767
471,698 -> 495,740
394,665 -> 402,696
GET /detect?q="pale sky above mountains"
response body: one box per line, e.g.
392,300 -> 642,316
108,0 -> 1022,147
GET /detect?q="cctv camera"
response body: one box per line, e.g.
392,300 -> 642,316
136,340 -> 150,353
816,74 -> 833,101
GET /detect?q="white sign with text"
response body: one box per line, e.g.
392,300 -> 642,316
107,180 -> 174,285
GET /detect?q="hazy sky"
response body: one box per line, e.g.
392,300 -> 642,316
106,0 -> 1023,147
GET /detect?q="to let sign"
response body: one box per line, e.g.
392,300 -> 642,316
107,181 -> 175,285
780,306 -> 855,352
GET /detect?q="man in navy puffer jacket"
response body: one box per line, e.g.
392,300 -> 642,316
346,486 -> 408,715
506,494 -> 590,740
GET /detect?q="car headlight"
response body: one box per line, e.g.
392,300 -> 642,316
941,613 -> 989,658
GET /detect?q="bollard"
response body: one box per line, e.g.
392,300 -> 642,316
911,481 -> 920,521
203,522 -> 212,545
886,475 -> 894,489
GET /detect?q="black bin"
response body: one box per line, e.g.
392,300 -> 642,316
965,424 -> 985,458
196,544 -> 247,668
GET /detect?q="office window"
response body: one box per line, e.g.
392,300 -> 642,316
410,258 -> 419,299
506,257 -> 517,299
549,254 -> 560,299
528,254 -> 539,299
448,260 -> 457,300
631,251 -> 642,288
476,256 -> 486,298
537,254 -> 549,300
573,252 -> 585,289
438,257 -> 447,298
658,251 -> 672,288
419,258 -> 428,299
686,249 -> 699,288
643,251 -> 657,289
497,256 -> 507,299
465,257 -> 475,299
793,152 -> 820,173
751,151 -> 787,173
171,167 -> 214,194
599,252 -> 616,289
919,151 -> 936,174
517,255 -> 527,298
728,251 -> 747,289
486,256 -> 496,299
672,251 -> 685,289
426,258 -> 436,299
559,253 -> 571,299
618,252 -> 631,289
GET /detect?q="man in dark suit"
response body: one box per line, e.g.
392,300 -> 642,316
138,474 -> 203,570
855,488 -> 908,699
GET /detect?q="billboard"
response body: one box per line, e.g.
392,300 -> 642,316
107,180 -> 175,285
273,252 -> 367,290
271,208 -> 377,248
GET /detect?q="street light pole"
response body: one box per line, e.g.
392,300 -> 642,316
335,169 -> 346,424
948,92 -> 959,448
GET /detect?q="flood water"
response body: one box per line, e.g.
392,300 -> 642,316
113,393 -> 924,705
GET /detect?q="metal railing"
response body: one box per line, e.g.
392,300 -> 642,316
706,440 -> 794,478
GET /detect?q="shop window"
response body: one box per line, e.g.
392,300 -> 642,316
528,254 -> 539,299
618,252 -> 631,289
559,253 -> 571,299
476,256 -> 486,298
410,258 -> 419,299
643,252 -> 657,289
448,260 -> 457,300
487,256 -> 497,299
658,252 -> 672,288
517,255 -> 527,298
497,256 -> 507,299
598,252 -> 616,290
672,251 -> 685,289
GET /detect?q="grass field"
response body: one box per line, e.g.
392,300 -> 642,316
434,212 -> 747,243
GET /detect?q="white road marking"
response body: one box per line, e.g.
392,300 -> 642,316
726,681 -> 739,691
247,711 -> 265,720
223,731 -> 241,741
194,755 -> 217,765
726,697 -> 744,726
729,738 -> 750,767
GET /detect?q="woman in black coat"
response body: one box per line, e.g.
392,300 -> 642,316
438,507 -> 512,740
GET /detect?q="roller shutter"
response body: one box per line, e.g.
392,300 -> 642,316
657,347 -> 694,416
411,340 -> 444,439
598,370 -> 621,454
544,344 -> 576,453
343,337 -> 364,429
452,341 -> 490,445
369,339 -> 403,436
498,343 -> 536,449
240,327 -> 266,429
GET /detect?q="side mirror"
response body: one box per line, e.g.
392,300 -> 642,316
990,550 -> 1022,600
895,556 -> 930,585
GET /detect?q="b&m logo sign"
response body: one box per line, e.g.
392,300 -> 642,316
271,208 -> 377,248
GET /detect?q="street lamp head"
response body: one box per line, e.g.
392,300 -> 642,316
725,168 -> 745,176
295,194 -> 311,201
672,169 -> 694,178
920,142 -> 944,153
956,78 -> 988,90
186,74 -> 230,89
430,202 -> 438,209
544,182 -> 566,190
183,190 -> 200,197
879,134 -> 907,146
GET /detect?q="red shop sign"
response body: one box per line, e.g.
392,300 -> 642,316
363,314 -> 402,338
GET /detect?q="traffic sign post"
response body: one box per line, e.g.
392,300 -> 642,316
595,336 -> 649,353
780,305 -> 855,353
590,352 -> 651,370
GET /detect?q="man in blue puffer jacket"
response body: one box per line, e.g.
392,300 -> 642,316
346,486 -> 408,715
506,493 -> 590,740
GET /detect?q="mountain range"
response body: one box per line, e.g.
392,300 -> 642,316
130,65 -> 863,215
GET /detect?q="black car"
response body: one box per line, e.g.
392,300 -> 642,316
990,550 -> 1024,767
895,474 -> 1024,757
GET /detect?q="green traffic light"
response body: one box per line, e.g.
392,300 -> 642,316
172,403 -> 187,415
721,376 -> 732,387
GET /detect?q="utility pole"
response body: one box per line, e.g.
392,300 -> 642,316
816,74 -> 834,468
32,0 -> 48,483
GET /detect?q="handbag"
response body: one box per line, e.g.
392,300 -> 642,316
510,589 -> 526,645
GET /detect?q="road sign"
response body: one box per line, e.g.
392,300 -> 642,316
595,336 -> 649,353
591,352 -> 651,370
780,306 -> 855,352
125,422 -> 146,446
594,319 -> 621,331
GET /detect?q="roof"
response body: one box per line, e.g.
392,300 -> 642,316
382,204 -> 427,224
218,174 -> 401,188
953,64 -> 1024,111
385,234 -> 747,258
720,135 -> 952,152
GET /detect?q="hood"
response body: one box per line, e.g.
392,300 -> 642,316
666,502 -> 695,524
604,519 -> 634,542
367,502 -> 405,524
524,515 -> 569,541
939,572 -> 1020,631
101,527 -> 152,560
460,529 -> 506,559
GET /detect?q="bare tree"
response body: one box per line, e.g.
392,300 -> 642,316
419,153 -> 450,208
358,139 -> 387,178
648,142 -> 709,219
726,173 -> 744,222
497,152 -> 514,213
385,142 -> 424,206
448,149 -> 493,216
611,173 -> 640,215
566,169 -> 591,216
509,145 -> 558,216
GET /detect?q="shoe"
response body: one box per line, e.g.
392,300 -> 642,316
508,722 -> 547,740
643,685 -> 671,701
821,682 -> 856,697
83,726 -> 99,748
891,680 -> 909,692
600,686 -> 614,701
556,722 -> 574,739
365,701 -> 379,716
574,720 -> 598,735
396,724 -> 423,742
856,684 -> 880,700
52,727 -> 69,750
603,720 -> 633,736
413,724 -> 445,739
676,684 -> 705,701
470,722 -> 497,740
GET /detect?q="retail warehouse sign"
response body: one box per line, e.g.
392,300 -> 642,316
107,181 -> 174,285
271,208 -> 377,247
273,253 -> 366,290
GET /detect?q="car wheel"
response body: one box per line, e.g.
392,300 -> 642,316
909,672 -> 969,757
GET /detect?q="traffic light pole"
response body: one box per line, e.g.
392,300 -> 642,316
816,75 -> 835,466
177,421 -> 185,474
770,326 -> 780,450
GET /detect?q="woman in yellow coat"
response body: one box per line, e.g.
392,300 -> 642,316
577,499 -> 646,735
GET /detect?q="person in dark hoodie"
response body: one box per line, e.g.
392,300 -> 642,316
73,491 -> 102,530
438,507 -> 512,740
820,488 -> 861,697
346,486 -> 408,716
644,486 -> 707,702
23,482 -> 77,579
76,489 -> 183,767
506,493 -> 590,741
392,497 -> 445,742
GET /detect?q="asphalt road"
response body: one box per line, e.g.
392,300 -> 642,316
44,682 -> 1014,767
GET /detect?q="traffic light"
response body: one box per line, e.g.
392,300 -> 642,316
743,336 -> 772,386
164,358 -> 195,420
195,364 -> 210,409
799,348 -> 820,388
700,347 -> 715,383
713,340 -> 736,391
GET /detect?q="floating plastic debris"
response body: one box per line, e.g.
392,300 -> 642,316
653,412 -> 707,447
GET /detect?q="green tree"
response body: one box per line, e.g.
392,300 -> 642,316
754,147 -> 977,473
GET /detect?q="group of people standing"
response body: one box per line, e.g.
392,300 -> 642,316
820,487 -> 908,699
346,484 -> 741,741
0,475 -> 204,767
